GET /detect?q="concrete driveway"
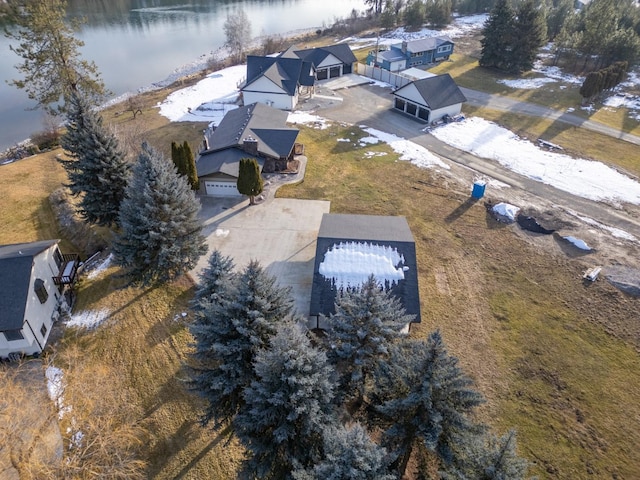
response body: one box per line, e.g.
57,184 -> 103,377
192,196 -> 330,317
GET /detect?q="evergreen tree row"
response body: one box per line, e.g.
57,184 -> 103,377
579,61 -> 629,102
189,252 -> 531,479
479,0 -> 546,74
171,141 -> 199,190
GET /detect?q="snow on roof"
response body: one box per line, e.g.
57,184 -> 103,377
319,241 -> 407,290
158,65 -> 245,122
431,117 -> 640,206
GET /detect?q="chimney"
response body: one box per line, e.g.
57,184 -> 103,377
243,136 -> 259,156
401,41 -> 407,54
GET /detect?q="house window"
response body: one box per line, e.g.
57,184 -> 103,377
53,247 -> 63,268
410,52 -> 423,58
406,103 -> 417,116
437,45 -> 451,53
395,98 -> 406,111
40,324 -> 48,337
4,330 -> 24,341
409,60 -> 423,67
34,278 -> 49,304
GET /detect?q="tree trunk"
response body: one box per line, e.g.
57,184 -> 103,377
249,195 -> 255,205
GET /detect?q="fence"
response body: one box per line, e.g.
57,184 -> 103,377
356,63 -> 411,89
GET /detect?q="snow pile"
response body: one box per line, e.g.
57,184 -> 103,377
361,126 -> 449,170
158,65 -> 245,122
287,111 -> 330,129
214,228 -> 229,237
431,117 -> 640,205
492,202 -> 520,222
319,242 -> 407,289
87,254 -> 113,280
563,236 -> 591,251
66,309 -> 110,329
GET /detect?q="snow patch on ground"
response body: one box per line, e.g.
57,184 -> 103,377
498,77 -> 557,89
361,126 -> 449,170
214,228 -> 229,237
46,366 -> 68,419
364,151 -> 387,158
337,138 -> 351,142
66,309 -> 110,329
564,236 -> 591,251
87,254 -> 113,280
565,210 -> 639,242
158,65 -> 245,122
603,93 -> 640,121
319,242 -> 407,289
359,136 -> 379,145
287,111 -> 330,129
431,117 -> 640,205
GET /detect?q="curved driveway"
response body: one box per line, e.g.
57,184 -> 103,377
315,84 -> 640,238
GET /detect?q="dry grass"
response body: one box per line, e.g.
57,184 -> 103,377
278,123 -> 640,478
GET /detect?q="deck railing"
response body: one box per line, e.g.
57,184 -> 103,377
53,253 -> 80,286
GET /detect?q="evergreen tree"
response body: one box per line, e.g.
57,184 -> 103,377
182,141 -> 199,190
5,0 -> 106,114
113,142 -> 207,285
188,260 -> 294,428
324,275 -> 412,405
60,92 -> 130,227
404,0 -> 426,29
192,249 -> 236,310
237,157 -> 264,205
235,324 -> 337,479
170,141 -> 186,178
293,423 -> 395,480
440,430 -> 531,480
579,71 -> 603,101
546,0 -> 574,41
379,0 -> 396,30
510,0 -> 547,73
374,332 -> 485,477
426,0 -> 453,27
479,0 -> 515,70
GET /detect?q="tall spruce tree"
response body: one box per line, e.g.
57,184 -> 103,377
324,275 -> 412,405
235,324 -> 337,479
113,142 -> 207,285
5,0 -> 106,114
237,157 -> 264,205
60,92 -> 130,227
189,260 -> 294,428
192,249 -> 235,310
479,0 -> 516,70
510,0 -> 547,73
374,332 -> 485,477
293,424 -> 395,480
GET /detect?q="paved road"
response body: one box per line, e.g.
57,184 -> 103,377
314,84 -> 640,239
460,87 -> 640,146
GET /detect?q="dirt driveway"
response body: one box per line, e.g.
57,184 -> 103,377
192,196 -> 330,317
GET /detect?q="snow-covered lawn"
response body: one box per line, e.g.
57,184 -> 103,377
158,64 -> 245,123
431,116 -> 640,206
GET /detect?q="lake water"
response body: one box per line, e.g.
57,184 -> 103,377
0,0 -> 367,151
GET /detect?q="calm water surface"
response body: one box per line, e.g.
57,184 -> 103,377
1,0 -> 366,151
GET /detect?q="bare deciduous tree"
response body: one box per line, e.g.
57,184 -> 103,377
223,8 -> 252,63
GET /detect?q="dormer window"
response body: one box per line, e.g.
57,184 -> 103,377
34,278 -> 48,304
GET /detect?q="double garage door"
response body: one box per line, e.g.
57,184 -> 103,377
204,181 -> 242,197
316,65 -> 345,81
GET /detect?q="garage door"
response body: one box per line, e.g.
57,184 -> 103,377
317,68 -> 328,80
204,181 -> 242,196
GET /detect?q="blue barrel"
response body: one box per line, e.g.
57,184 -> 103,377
471,181 -> 486,199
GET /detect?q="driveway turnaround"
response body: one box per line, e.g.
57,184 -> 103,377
192,196 -> 331,317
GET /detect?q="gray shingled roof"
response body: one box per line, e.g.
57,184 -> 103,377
393,74 -> 467,110
0,240 -> 58,331
379,49 -> 406,62
244,53 -> 315,94
399,36 -> 452,53
294,44 -> 357,67
197,103 -> 298,178
310,214 -> 421,322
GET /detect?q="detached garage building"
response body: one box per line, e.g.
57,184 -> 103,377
392,74 -> 466,123
196,102 -> 301,196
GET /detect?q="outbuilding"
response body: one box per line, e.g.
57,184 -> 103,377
309,214 -> 421,331
392,73 -> 466,123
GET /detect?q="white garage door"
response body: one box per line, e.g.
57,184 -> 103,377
204,181 -> 242,196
